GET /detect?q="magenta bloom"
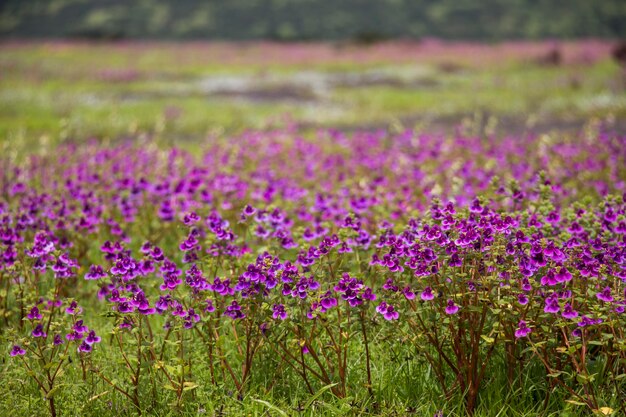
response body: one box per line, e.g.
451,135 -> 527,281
85,330 -> 101,345
445,299 -> 459,315
117,301 -> 134,313
376,302 -> 399,320
242,205 -> 256,217
320,295 -> 338,309
27,306 -> 42,320
65,300 -> 82,315
540,270 -> 558,286
555,268 -> 572,283
362,288 -> 377,301
596,287 -> 613,302
544,296 -> 560,314
65,330 -> 84,341
224,301 -> 245,320
515,320 -> 532,338
85,264 -> 107,280
272,304 -> 288,320
78,341 -> 93,353
73,320 -> 88,333
561,303 -> 579,319
10,345 -> 26,356
402,286 -> 415,300
517,294 -> 529,305
31,324 -> 47,338
205,299 -> 216,313
420,287 -> 435,301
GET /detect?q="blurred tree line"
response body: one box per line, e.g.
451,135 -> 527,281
1,0 -> 625,40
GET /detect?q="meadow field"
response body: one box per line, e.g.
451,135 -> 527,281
1,40 -> 626,416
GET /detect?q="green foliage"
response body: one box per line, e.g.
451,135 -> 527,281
1,0 -> 626,40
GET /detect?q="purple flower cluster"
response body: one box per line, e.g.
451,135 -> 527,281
3,127 -> 625,410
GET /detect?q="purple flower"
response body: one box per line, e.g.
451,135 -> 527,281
242,205 -> 256,217
402,286 -> 415,300
561,303 -> 579,319
117,301 -> 134,313
10,345 -> 26,356
78,341 -> 93,353
320,295 -> 338,309
555,268 -> 572,283
543,295 -> 560,314
66,330 -> 84,341
85,264 -> 107,280
420,287 -> 435,301
540,271 -> 558,287
183,309 -> 201,329
596,287 -> 614,302
445,299 -> 459,315
73,320 -> 88,333
27,306 -> 42,320
515,320 -> 532,338
65,300 -> 82,315
446,252 -> 461,267
577,315 -> 603,328
362,288 -> 377,301
182,212 -> 200,226
272,304 -> 288,320
517,294 -> 529,305
546,211 -> 560,224
224,301 -> 245,320
31,324 -> 47,338
85,330 -> 101,345
205,299 -> 215,313
53,334 -> 64,345
376,302 -> 399,320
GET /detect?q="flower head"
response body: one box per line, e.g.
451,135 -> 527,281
445,299 -> 459,315
561,303 -> 579,320
65,300 -> 82,315
515,320 -> 532,338
376,302 -> 400,320
420,287 -> 435,301
31,324 -> 47,338
596,287 -> 613,303
272,304 -> 288,320
10,345 -> 26,356
85,330 -> 101,345
27,306 -> 42,320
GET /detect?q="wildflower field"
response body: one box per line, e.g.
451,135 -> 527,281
1,41 -> 626,416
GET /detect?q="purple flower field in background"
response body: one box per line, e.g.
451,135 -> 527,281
1,126 -> 625,416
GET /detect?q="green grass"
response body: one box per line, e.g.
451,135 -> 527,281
1,42 -> 624,149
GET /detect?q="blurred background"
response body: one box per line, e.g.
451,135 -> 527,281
2,1 -> 626,41
1,0 -> 625,147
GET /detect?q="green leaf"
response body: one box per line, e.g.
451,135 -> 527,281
480,335 -> 495,344
302,383 -> 338,411
565,399 -> 587,406
252,399 -> 289,417
87,391 -> 110,403
46,386 -> 61,399
182,382 -> 199,391
576,373 -> 594,384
